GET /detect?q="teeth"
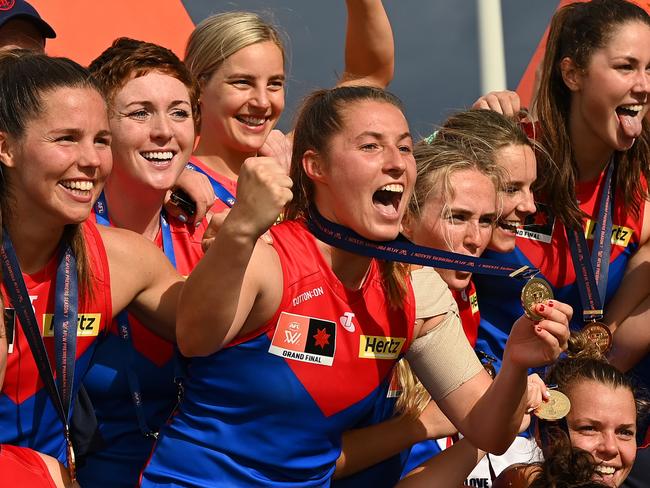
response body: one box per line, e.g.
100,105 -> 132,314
595,465 -> 616,475
378,184 -> 404,193
237,115 -> 266,126
60,180 -> 93,191
141,151 -> 173,161
619,104 -> 643,114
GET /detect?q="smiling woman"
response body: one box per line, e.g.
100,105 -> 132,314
493,347 -> 644,488
0,51 -> 187,479
74,38 -> 209,488
139,85 -> 571,487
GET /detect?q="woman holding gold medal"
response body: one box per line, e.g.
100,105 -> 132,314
333,109 -> 562,487
493,341 -> 643,488
141,85 -> 571,487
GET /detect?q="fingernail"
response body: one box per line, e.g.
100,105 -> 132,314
548,301 -> 554,307
535,326 -> 542,333
538,304 -> 545,312
178,214 -> 187,223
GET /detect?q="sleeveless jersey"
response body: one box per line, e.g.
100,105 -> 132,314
0,220 -> 112,462
475,169 -> 645,371
141,220 -> 415,487
0,444 -> 59,488
336,278 -> 479,486
78,213 -> 206,488
188,156 -> 238,214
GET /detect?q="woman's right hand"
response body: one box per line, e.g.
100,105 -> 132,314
228,156 -> 293,240
504,299 -> 572,369
472,90 -> 521,116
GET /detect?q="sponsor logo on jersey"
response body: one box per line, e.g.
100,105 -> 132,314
469,291 -> 479,315
4,308 -> 15,354
291,286 -> 325,307
42,313 -> 102,337
584,219 -> 633,248
517,202 -> 555,243
339,311 -> 356,333
358,335 -> 405,360
269,311 -> 336,366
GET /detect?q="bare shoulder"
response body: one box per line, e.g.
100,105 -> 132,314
37,452 -> 71,487
96,224 -> 182,318
492,463 -> 540,488
96,224 -> 160,260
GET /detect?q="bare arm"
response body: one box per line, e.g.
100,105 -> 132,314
176,156 -> 292,356
608,293 -> 650,372
606,241 -> 650,333
339,0 -> 394,88
431,301 -> 571,454
397,438 -> 486,488
101,225 -> 184,342
335,400 -> 457,479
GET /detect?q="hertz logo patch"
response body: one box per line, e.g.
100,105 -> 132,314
42,313 -> 101,337
584,220 -> 633,248
358,335 -> 405,360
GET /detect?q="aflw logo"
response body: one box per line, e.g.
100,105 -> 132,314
284,322 -> 302,344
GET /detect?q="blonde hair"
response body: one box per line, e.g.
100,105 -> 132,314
184,11 -> 285,84
394,360 -> 430,418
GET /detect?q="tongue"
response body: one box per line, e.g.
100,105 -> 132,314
618,112 -> 643,139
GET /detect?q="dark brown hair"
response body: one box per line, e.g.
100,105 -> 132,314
0,50 -> 104,298
535,0 -> 650,228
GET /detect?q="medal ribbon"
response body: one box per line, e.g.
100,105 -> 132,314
94,192 -> 178,438
185,162 -> 236,208
566,161 -> 615,323
1,232 -> 78,477
306,206 -> 537,279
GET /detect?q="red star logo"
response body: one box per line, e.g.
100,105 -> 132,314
313,327 -> 330,349
533,212 -> 547,226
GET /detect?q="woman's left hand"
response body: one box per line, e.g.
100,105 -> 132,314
504,299 -> 572,369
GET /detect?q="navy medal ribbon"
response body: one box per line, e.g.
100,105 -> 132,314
1,231 -> 78,479
566,160 -> 615,323
94,191 -> 179,438
306,206 -> 537,279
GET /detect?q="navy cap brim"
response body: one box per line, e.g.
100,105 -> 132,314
0,11 -> 56,39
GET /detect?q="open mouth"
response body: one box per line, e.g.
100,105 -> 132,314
498,219 -> 520,233
616,103 -> 644,140
59,179 -> 94,197
141,150 -> 175,167
235,115 -> 267,128
372,183 -> 404,217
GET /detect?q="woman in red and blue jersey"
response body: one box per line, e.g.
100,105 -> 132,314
141,86 -> 571,487
0,51 -> 184,477
74,39 -> 206,488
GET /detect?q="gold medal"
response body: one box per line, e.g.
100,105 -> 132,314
582,321 -> 612,354
66,437 -> 76,482
534,390 -> 571,421
521,277 -> 554,321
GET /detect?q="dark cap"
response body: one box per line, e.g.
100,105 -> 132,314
0,0 -> 56,39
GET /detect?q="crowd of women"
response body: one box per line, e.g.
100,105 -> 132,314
0,0 -> 649,486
